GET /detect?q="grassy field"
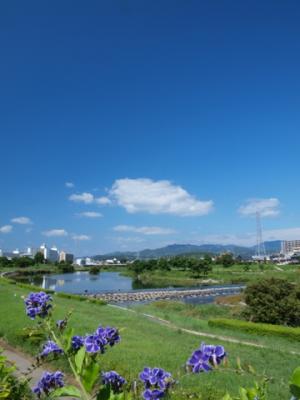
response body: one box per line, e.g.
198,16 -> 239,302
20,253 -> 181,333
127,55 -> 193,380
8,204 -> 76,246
132,263 -> 300,288
0,280 -> 299,399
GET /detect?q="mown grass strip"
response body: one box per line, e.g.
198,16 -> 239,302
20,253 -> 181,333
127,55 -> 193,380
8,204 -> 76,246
208,318 -> 300,341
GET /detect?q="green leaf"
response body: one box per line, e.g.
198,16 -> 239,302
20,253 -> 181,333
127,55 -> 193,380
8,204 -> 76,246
97,385 -> 111,400
74,346 -> 86,374
82,362 -> 101,393
238,387 -> 249,400
50,385 -> 82,398
290,367 -> 300,398
222,394 -> 233,400
63,327 -> 74,352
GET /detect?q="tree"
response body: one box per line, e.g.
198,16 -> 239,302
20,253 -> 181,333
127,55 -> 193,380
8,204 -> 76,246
34,251 -> 45,264
217,253 -> 235,268
0,256 -> 12,268
190,259 -> 212,278
243,278 -> 300,326
158,258 -> 170,271
14,256 -> 34,269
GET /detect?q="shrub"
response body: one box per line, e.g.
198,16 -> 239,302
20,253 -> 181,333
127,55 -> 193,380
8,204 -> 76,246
0,349 -> 33,399
208,318 -> 300,341
243,278 -> 300,326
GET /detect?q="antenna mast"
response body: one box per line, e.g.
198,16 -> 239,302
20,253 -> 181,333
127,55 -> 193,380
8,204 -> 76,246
256,211 -> 266,258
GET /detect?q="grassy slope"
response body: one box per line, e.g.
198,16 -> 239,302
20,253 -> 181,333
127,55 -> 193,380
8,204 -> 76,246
0,281 -> 299,399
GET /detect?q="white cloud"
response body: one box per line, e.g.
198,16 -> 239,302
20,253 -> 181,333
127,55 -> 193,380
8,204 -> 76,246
95,196 -> 111,205
65,182 -> 75,188
69,192 -> 94,204
238,198 -> 280,217
114,225 -> 176,235
0,225 -> 13,234
11,216 -> 32,225
78,211 -> 103,218
110,178 -> 213,216
43,229 -> 68,237
192,226 -> 300,247
69,192 -> 111,206
72,234 -> 91,241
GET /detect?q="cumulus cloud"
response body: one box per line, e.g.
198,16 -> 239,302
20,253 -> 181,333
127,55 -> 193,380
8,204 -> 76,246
69,192 -> 94,204
238,198 -> 280,217
43,229 -> 68,237
65,182 -> 75,188
72,234 -> 91,241
95,196 -> 111,205
69,192 -> 111,206
114,225 -> 176,235
11,216 -> 32,225
78,211 -> 103,218
109,178 -> 213,216
0,225 -> 13,233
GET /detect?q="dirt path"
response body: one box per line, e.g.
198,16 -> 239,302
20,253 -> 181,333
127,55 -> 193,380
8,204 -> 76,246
108,304 -> 300,356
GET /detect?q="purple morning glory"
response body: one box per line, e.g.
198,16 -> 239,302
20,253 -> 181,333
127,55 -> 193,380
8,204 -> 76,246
24,292 -> 52,319
40,340 -> 63,358
33,371 -> 64,398
102,370 -> 126,393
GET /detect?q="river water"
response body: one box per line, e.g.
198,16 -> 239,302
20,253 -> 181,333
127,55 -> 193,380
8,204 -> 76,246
15,271 -> 243,304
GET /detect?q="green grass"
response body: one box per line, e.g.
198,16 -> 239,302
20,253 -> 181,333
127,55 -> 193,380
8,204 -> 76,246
135,264 -> 300,288
0,280 -> 299,399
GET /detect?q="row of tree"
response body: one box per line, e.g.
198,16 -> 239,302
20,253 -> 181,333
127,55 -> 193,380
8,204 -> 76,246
129,253 -> 236,276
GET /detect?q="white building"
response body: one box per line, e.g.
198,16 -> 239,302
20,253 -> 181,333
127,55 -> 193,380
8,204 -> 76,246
40,244 -> 59,262
75,258 -> 86,266
281,240 -> 300,256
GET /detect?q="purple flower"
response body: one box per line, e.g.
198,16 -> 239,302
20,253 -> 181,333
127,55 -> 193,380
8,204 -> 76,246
96,326 -> 120,347
40,340 -> 63,358
84,325 -> 120,354
102,371 -> 126,393
200,343 -> 226,366
187,343 -> 226,373
143,389 -> 165,400
139,367 -> 172,390
25,292 -> 52,319
56,319 -> 66,330
84,334 -> 104,354
33,371 -> 64,398
71,335 -> 84,351
187,349 -> 212,373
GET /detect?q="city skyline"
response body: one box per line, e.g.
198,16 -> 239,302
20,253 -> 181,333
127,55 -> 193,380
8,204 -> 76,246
1,1 -> 300,255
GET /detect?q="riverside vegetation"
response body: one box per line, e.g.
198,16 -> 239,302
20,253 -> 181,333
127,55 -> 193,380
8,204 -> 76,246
0,277 -> 300,399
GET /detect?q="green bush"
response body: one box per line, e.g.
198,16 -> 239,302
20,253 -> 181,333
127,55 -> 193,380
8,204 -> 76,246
243,278 -> 300,326
208,318 -> 300,341
0,349 -> 33,399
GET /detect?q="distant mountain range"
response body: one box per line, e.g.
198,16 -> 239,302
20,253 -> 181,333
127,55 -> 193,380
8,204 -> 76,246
93,240 -> 282,260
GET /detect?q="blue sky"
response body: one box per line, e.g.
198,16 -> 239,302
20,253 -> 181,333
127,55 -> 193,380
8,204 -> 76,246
1,0 -> 300,255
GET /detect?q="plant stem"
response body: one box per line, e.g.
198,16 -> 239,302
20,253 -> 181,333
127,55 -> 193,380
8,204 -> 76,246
46,320 -> 90,400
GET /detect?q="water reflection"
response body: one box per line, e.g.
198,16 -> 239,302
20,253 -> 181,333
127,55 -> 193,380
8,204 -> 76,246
16,271 -> 134,294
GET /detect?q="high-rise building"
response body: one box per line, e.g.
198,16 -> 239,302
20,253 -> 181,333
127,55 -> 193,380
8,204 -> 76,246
281,240 -> 300,255
40,244 -> 59,262
59,251 -> 74,263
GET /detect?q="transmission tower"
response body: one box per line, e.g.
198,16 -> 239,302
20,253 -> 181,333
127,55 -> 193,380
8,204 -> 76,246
256,211 -> 266,258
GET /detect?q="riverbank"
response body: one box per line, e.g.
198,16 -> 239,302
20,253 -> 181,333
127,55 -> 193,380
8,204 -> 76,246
0,278 -> 299,399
